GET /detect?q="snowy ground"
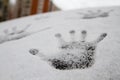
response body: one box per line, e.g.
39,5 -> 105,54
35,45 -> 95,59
0,6 -> 120,80
52,0 -> 120,10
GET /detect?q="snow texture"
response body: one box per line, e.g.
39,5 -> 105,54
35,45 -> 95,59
0,6 -> 120,80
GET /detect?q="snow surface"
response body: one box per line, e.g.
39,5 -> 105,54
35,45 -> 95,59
52,0 -> 120,10
0,6 -> 120,80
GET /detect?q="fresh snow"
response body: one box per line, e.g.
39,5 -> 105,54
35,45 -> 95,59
0,6 -> 120,80
52,0 -> 120,10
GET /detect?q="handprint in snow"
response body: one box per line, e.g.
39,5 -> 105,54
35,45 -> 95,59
29,30 -> 107,70
0,25 -> 51,44
80,9 -> 113,19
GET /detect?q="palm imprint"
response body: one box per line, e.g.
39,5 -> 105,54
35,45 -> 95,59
29,30 -> 107,70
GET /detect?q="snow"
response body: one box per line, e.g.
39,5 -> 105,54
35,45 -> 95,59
0,6 -> 120,80
52,0 -> 120,10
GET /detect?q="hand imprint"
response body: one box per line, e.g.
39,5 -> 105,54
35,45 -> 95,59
29,30 -> 107,70
81,10 -> 113,19
0,25 -> 30,44
0,25 -> 51,44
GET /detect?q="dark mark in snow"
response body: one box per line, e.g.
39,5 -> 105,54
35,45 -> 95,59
29,30 -> 107,70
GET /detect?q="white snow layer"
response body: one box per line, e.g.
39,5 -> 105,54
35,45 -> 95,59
0,6 -> 120,80
52,0 -> 120,10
